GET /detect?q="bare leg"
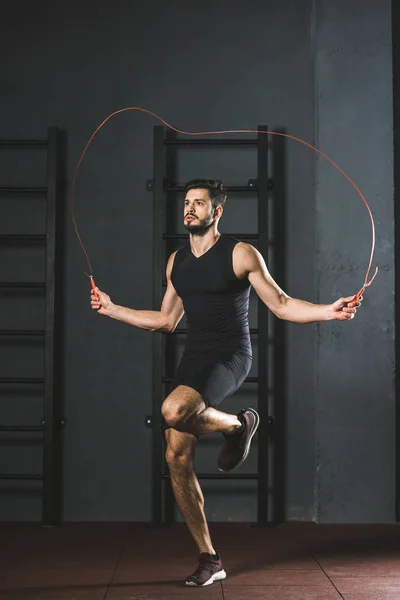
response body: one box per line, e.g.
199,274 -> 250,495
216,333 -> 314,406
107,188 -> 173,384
165,428 -> 215,554
162,385 -> 242,436
185,406 -> 241,435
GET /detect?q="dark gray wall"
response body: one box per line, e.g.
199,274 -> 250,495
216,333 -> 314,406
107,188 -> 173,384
314,0 -> 395,521
0,0 -> 394,523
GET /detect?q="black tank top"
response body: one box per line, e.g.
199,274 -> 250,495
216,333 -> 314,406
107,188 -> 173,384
171,235 -> 252,355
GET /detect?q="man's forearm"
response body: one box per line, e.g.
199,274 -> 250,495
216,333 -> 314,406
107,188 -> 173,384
279,297 -> 332,324
106,304 -> 170,331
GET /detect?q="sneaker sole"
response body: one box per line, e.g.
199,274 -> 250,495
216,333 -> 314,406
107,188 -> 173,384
218,408 -> 260,473
185,569 -> 227,587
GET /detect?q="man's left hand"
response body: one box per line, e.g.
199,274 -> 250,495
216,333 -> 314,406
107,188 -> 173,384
330,295 -> 362,321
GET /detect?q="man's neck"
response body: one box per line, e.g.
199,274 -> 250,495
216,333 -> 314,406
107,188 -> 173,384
189,228 -> 221,258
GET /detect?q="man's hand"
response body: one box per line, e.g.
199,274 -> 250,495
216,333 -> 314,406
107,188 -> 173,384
90,287 -> 113,316
330,294 -> 362,321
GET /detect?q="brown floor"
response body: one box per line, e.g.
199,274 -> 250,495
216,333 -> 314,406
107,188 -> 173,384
0,522 -> 400,599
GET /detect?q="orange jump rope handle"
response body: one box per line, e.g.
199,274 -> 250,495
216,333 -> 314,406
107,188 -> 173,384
89,276 -> 99,298
353,287 -> 365,302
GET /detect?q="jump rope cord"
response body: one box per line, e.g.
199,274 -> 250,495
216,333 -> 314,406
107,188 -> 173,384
71,106 -> 379,300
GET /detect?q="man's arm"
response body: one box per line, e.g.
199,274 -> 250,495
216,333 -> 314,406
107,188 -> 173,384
90,252 -> 184,332
233,243 -> 360,324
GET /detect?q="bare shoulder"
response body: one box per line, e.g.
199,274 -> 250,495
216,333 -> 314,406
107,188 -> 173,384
168,250 -> 178,263
233,242 -> 261,278
234,242 -> 261,265
166,251 -> 178,277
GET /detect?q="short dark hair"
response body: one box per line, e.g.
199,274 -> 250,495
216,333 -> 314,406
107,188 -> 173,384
184,178 -> 227,209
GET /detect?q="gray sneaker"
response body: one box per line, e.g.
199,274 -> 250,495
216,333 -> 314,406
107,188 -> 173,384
185,552 -> 226,587
217,408 -> 260,472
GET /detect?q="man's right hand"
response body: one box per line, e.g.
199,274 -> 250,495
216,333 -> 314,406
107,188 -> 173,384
90,287 -> 113,316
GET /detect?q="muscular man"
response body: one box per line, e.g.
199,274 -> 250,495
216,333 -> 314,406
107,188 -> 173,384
91,179 -> 360,587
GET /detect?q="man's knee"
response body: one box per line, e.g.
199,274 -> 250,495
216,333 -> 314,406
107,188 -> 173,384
162,399 -> 193,430
161,386 -> 205,430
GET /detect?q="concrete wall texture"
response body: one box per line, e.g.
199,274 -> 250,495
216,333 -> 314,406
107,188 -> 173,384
314,0 -> 394,522
0,0 -> 395,522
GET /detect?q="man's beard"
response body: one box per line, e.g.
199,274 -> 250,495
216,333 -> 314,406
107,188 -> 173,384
184,215 -> 214,236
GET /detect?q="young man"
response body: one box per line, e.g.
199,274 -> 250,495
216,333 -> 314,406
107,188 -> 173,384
90,179 -> 360,587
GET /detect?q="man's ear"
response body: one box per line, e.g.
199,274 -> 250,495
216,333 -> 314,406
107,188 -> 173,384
214,205 -> 223,220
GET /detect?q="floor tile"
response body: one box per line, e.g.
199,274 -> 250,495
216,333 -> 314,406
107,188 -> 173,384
342,594 -> 400,600
220,552 -> 319,571
331,576 -> 400,594
15,556 -> 121,571
313,547 -> 400,577
112,566 -> 194,585
321,562 -> 400,577
0,587 -> 108,600
222,585 -> 341,599
1,523 -> 400,600
0,569 -> 114,590
106,581 -> 223,598
222,569 -> 330,586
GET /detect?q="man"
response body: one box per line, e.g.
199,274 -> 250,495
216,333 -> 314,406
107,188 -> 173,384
90,179 -> 360,587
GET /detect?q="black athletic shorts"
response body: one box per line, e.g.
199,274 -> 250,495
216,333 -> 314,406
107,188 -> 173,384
172,348 -> 252,408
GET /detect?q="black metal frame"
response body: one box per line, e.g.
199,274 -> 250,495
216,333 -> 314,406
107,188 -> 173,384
150,125 -> 281,526
151,126 -> 165,524
256,126 -> 270,525
0,128 -> 63,525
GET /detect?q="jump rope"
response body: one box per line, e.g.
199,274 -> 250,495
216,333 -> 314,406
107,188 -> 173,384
71,106 -> 378,304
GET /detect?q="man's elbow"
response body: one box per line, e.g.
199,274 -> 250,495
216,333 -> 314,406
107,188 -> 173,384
155,323 -> 173,333
157,317 -> 177,333
273,295 -> 290,320
161,323 -> 179,333
151,314 -> 171,333
264,303 -> 285,320
272,307 -> 285,320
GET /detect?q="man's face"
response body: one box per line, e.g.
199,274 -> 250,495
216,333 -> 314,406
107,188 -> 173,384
183,188 -> 216,235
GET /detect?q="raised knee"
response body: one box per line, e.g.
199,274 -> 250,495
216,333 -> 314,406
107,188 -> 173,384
163,411 -> 182,430
162,401 -> 187,429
